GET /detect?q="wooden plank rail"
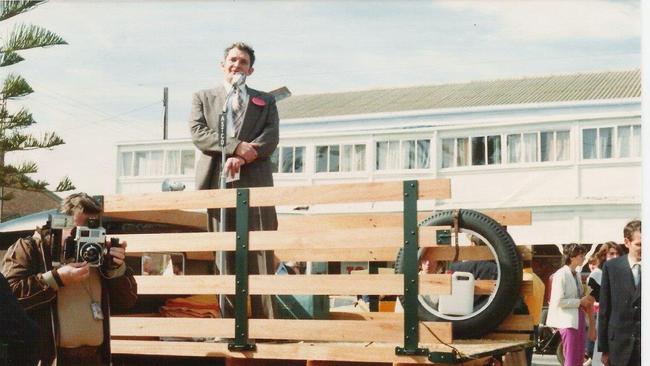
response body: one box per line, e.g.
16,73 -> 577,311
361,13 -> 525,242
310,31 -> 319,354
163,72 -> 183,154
110,317 -> 452,344
279,210 -> 532,229
104,179 -> 451,213
108,209 -> 531,230
132,275 -> 531,296
111,339 -> 526,363
133,274 -> 452,295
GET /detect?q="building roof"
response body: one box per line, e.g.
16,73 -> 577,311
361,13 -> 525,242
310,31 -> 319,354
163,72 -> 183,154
278,69 -> 640,119
0,188 -> 61,222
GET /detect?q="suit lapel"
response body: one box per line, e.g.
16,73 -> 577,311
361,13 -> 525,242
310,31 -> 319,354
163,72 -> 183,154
237,87 -> 262,139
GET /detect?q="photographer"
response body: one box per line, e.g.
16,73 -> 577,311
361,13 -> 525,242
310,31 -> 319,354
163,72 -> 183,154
1,193 -> 137,366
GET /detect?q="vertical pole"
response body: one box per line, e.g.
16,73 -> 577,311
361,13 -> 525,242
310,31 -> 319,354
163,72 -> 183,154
228,188 -> 255,351
395,180 -> 428,357
163,87 -> 169,140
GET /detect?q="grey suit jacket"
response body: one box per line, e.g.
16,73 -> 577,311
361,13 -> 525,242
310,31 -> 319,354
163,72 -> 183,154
598,254 -> 641,365
189,85 -> 279,190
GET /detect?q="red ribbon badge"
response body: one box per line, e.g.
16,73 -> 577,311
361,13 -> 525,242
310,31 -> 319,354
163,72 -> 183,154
251,96 -> 266,107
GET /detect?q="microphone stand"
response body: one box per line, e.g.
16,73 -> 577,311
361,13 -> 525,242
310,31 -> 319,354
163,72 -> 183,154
217,85 -> 237,318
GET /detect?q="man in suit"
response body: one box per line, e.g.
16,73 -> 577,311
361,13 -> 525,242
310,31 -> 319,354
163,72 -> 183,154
189,42 -> 278,319
599,220 -> 641,366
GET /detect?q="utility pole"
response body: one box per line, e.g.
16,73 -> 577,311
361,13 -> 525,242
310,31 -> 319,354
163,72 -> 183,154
163,87 -> 169,140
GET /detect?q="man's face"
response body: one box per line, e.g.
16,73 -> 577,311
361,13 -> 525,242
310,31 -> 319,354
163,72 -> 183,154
73,211 -> 89,226
221,47 -> 254,84
625,230 -> 642,262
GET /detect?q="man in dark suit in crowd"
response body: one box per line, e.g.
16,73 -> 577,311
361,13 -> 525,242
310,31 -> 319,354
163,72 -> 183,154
598,219 -> 641,366
189,41 -> 278,318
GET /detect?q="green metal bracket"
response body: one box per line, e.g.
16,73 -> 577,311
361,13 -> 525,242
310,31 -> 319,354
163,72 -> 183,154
228,189 -> 256,352
395,180 -> 429,357
427,351 -> 459,363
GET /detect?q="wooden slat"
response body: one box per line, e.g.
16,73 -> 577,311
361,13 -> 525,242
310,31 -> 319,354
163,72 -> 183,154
133,275 -> 531,297
104,179 -> 450,212
120,227 -> 440,253
108,209 -> 206,229
495,314 -> 535,332
484,333 -> 532,341
111,339 -> 528,363
107,209 -> 530,233
134,274 -> 451,295
279,210 -> 531,230
110,317 -> 452,344
275,246 -> 532,262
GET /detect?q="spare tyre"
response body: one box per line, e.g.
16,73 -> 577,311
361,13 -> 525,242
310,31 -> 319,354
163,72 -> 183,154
395,209 -> 522,339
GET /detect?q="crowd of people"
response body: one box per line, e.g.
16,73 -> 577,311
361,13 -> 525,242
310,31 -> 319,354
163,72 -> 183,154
547,220 -> 641,366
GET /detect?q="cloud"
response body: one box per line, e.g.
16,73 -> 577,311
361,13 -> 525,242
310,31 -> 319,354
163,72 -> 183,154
437,0 -> 640,41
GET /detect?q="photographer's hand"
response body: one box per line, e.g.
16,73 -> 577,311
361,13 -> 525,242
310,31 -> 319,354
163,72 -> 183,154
109,240 -> 127,267
57,262 -> 90,285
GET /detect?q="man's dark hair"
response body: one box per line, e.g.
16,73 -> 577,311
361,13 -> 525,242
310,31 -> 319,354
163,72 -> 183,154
59,193 -> 102,216
563,243 -> 586,265
224,41 -> 255,67
624,219 -> 641,241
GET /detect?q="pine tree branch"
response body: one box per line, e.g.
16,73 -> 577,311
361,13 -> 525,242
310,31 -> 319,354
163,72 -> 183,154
20,131 -> 64,149
55,176 -> 75,191
0,107 -> 34,129
2,73 -> 33,99
0,1 -> 45,22
0,50 -> 24,66
3,23 -> 67,53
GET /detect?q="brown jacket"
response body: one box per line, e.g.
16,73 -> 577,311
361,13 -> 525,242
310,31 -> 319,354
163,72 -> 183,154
1,228 -> 138,366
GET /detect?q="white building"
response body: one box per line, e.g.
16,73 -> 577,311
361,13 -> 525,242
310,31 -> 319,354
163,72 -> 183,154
115,69 -> 641,245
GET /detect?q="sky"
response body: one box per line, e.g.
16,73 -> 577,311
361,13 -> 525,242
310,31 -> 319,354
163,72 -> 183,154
3,0 -> 642,196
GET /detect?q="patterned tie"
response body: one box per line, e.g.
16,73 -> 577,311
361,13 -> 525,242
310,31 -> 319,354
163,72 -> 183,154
231,87 -> 244,135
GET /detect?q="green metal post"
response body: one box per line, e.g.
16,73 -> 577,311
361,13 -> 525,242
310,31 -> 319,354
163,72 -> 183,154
395,180 -> 428,356
228,188 -> 256,351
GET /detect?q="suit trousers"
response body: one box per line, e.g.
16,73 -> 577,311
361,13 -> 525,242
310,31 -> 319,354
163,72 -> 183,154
208,207 -> 276,319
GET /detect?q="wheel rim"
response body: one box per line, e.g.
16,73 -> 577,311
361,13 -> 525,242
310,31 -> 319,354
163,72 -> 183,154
416,229 -> 502,321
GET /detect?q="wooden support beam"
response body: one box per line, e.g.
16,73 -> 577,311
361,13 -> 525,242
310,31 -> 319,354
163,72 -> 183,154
279,210 -> 531,230
110,339 -> 528,364
104,179 -> 451,212
133,274 -> 452,295
110,317 -> 452,344
132,275 -> 529,297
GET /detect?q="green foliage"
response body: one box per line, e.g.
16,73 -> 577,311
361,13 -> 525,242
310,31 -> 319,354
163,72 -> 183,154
2,73 -> 33,98
0,1 -> 44,22
3,24 -> 67,52
0,0 -> 73,204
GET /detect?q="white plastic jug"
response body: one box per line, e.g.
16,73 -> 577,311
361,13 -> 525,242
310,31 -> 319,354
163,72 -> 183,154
438,271 -> 475,316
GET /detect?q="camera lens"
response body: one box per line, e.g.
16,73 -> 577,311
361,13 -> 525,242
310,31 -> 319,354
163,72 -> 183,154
80,243 -> 101,265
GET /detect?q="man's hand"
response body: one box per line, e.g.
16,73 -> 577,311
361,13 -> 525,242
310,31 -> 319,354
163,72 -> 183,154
57,262 -> 90,285
224,156 -> 245,178
601,352 -> 609,365
109,240 -> 127,267
234,141 -> 260,163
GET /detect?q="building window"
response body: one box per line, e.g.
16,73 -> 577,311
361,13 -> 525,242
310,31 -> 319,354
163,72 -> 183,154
180,150 -> 195,176
540,131 -> 570,162
132,150 -> 164,176
442,136 -> 500,168
271,145 -> 305,173
444,130 -> 569,168
376,139 -> 429,170
583,125 -> 640,160
317,144 -> 365,173
120,152 -> 133,176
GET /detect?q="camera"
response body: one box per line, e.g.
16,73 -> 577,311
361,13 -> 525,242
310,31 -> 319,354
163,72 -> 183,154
48,213 -> 120,267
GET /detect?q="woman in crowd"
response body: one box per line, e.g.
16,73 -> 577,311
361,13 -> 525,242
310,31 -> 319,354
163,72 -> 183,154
547,244 -> 594,366
588,241 -> 623,366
